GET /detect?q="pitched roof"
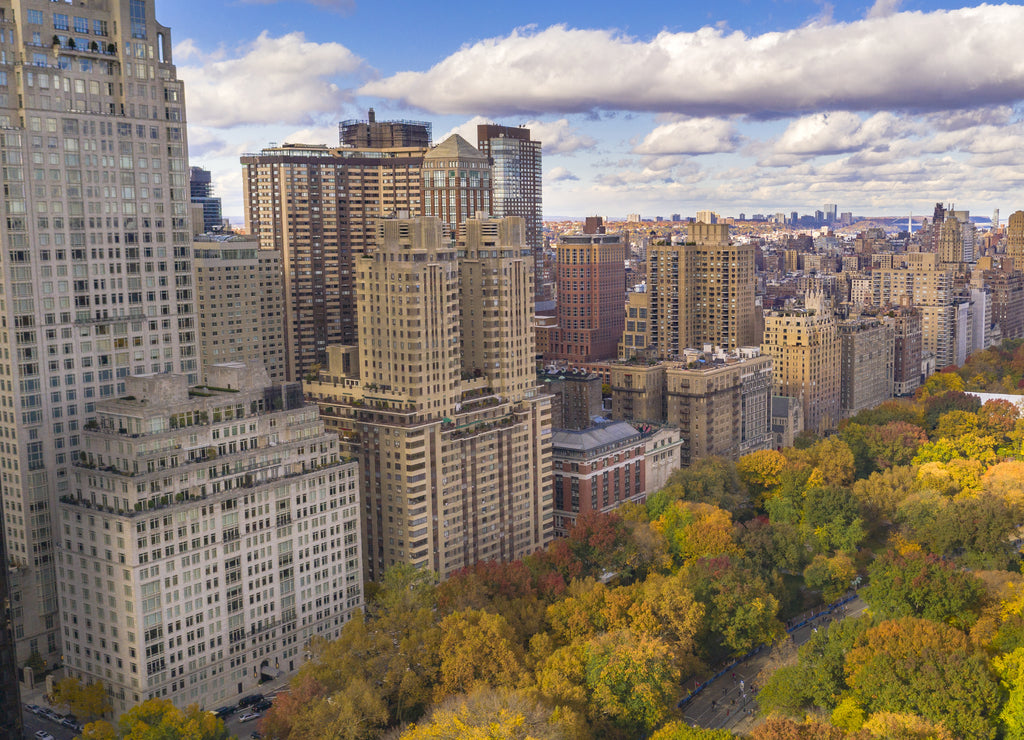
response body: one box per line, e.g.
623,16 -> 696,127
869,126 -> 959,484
425,134 -> 487,161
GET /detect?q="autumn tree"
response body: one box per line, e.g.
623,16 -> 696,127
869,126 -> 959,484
737,449 -> 788,502
862,549 -> 985,627
803,553 -> 857,603
398,687 -> 581,740
845,618 -> 1001,739
650,722 -> 736,739
51,676 -> 111,720
80,698 -> 228,740
851,465 -> 919,523
436,609 -> 525,700
749,715 -> 846,740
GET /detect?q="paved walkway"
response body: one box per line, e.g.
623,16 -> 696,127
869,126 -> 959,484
680,594 -> 867,733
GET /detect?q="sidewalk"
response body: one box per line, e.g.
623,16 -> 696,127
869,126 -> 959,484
679,594 -> 867,733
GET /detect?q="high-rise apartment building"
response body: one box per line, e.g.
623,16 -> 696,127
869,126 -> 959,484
938,215 -> 964,265
0,0 -> 198,665
194,236 -> 285,382
189,166 -> 222,233
59,364 -> 362,715
476,125 -> 541,254
0,526 -> 21,740
477,124 -> 546,301
839,318 -> 894,418
883,307 -> 923,397
546,218 -> 626,363
421,135 -> 491,237
305,216 -> 552,581
339,108 -> 431,149
1007,210 -> 1024,267
242,142 -> 427,380
610,347 -> 773,465
634,223 -> 757,360
762,293 -> 841,436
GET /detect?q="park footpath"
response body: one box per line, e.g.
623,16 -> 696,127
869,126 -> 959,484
678,593 -> 867,733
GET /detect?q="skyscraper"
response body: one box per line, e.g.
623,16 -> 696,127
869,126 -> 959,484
546,218 -> 626,363
476,125 -> 541,252
242,142 -> 428,380
0,526 -> 22,740
632,223 -> 757,359
762,292 -> 841,436
0,0 -> 198,665
421,134 -> 492,237
477,125 -> 545,298
189,166 -> 222,233
1006,210 -> 1024,267
305,216 -> 552,581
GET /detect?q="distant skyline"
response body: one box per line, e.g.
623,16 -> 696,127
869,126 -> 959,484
161,0 -> 1024,226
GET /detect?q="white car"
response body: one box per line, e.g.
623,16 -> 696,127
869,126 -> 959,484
238,711 -> 262,723
35,732 -> 55,740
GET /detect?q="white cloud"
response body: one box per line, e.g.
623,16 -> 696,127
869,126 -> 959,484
634,117 -> 738,155
436,116 -> 595,155
772,111 -> 909,156
546,166 -> 578,183
177,32 -> 368,128
866,0 -> 902,19
361,6 -> 1024,117
523,119 -> 596,154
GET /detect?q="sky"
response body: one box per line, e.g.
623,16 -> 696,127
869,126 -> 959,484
157,0 -> 1024,224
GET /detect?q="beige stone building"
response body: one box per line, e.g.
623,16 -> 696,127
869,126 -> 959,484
194,236 -> 285,382
305,216 -> 552,581
611,347 -> 773,466
1007,210 -> 1024,266
761,294 -> 841,436
628,223 -> 757,360
59,363 -> 362,716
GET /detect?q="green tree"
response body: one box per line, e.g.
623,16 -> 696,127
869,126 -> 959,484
583,631 -> 679,734
81,698 -> 228,740
803,553 -> 857,603
993,646 -> 1024,740
862,550 -> 985,628
845,618 -> 1000,740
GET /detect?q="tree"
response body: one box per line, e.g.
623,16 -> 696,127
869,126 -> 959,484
801,486 -> 866,554
851,466 -> 919,523
916,372 -> 965,401
51,676 -> 111,720
863,421 -> 929,470
737,449 -> 788,501
653,501 -> 741,565
845,618 -> 1000,739
650,722 -> 736,739
749,716 -> 846,739
399,687 -> 580,740
81,699 -> 228,740
756,664 -> 810,716
860,711 -> 956,740
862,550 -> 985,628
932,409 -> 979,440
803,553 -> 857,603
993,646 -> 1024,740
436,609 -> 524,700
583,630 -> 679,734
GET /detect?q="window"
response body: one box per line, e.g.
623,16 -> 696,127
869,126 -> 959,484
53,14 -> 69,31
93,20 -> 107,36
129,0 -> 146,39
73,17 -> 87,34
27,9 -> 43,24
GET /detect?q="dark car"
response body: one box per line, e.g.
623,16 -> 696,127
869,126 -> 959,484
253,699 -> 272,712
237,694 -> 264,709
213,706 -> 235,718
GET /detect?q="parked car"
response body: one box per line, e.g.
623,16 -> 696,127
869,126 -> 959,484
250,733 -> 263,740
253,699 -> 272,712
25,703 -> 41,714
212,706 -> 235,718
237,693 -> 264,708
238,711 -> 262,723
61,718 -> 78,729
34,731 -> 55,740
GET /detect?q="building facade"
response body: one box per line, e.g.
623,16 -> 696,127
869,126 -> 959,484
839,318 -> 895,418
305,216 -> 553,581
546,221 -> 626,363
476,124 -> 543,292
0,0 -> 199,666
339,109 -> 431,149
194,236 -> 285,382
551,421 -> 645,537
762,294 -> 841,436
421,135 -> 492,239
189,166 -> 222,233
59,364 -> 362,716
241,142 -> 427,380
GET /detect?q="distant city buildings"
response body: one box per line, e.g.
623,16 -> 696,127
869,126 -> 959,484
190,166 -> 224,233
